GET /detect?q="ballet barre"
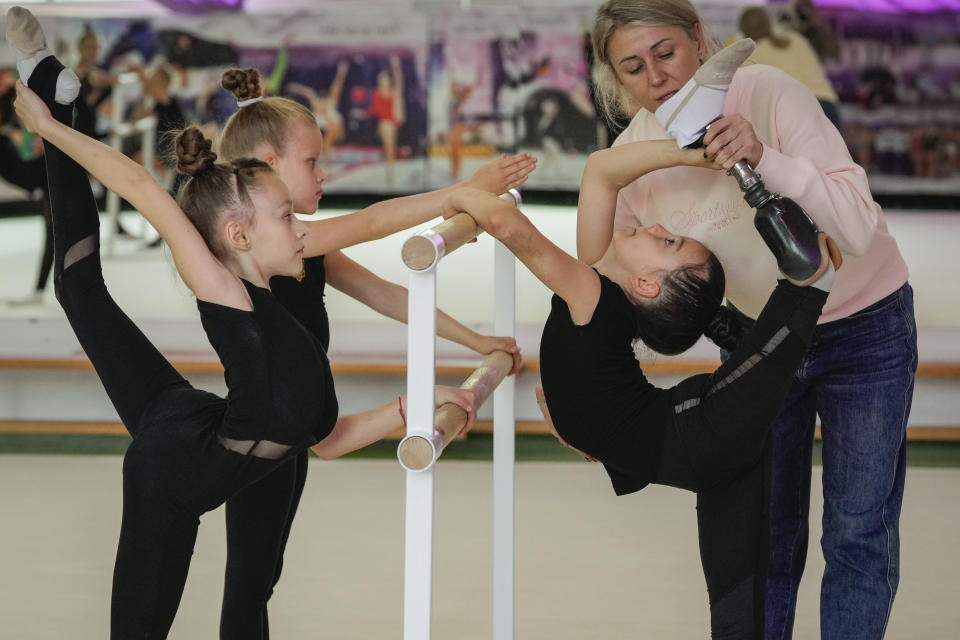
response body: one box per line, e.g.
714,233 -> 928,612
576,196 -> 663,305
400,189 -> 519,640
397,349 -> 514,471
401,211 -> 481,271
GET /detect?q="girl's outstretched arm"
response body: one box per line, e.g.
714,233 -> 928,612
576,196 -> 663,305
443,187 -> 601,325
312,386 -> 475,460
14,81 -> 247,309
324,250 -> 522,374
301,152 -> 537,257
576,140 -> 717,265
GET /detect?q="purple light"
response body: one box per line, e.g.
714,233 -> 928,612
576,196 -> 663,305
153,0 -> 244,14
814,0 -> 960,12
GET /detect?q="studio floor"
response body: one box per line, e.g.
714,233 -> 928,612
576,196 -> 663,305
1,202 -> 959,637
1,456 -> 958,638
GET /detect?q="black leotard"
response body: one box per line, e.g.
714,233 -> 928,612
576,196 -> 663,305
220,257 -> 330,639
29,54 -> 337,638
539,272 -> 827,639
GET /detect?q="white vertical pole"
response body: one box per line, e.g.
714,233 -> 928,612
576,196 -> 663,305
139,121 -> 155,239
492,239 -> 516,640
404,267 -> 437,640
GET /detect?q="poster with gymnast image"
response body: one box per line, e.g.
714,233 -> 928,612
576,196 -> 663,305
145,10 -> 431,194
427,6 -> 601,191
0,10 -> 430,197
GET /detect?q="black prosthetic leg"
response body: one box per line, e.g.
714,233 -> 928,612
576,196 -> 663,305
728,161 -> 832,285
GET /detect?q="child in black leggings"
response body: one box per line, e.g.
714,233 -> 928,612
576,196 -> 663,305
8,7 -> 474,637
441,135 -> 838,638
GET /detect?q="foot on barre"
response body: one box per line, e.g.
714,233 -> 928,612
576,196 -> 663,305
654,38 -> 755,148
6,6 -> 79,104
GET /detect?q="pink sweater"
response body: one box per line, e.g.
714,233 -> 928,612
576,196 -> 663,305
613,64 -> 908,322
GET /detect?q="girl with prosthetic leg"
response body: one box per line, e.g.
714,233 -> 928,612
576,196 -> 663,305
442,134 -> 839,637
214,68 -> 530,639
8,7 -> 474,637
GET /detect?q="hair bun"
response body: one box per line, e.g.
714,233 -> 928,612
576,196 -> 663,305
175,127 -> 217,177
704,305 -> 742,352
221,68 -> 262,102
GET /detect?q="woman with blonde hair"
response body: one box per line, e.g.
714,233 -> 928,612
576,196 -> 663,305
590,1 -> 916,638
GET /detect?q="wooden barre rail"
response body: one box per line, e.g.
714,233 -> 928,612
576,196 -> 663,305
401,190 -> 520,271
4,356 -> 959,378
397,350 -> 515,471
4,421 -> 960,441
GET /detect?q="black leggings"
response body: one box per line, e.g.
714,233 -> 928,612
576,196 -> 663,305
655,281 -> 827,639
32,55 -> 283,639
221,450 -> 309,639
219,260 -> 328,639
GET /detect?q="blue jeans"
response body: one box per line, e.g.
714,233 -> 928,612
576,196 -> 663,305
729,283 -> 917,639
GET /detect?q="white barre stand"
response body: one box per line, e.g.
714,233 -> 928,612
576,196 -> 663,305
398,189 -> 519,640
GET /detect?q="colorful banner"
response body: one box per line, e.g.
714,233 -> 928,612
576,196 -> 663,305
2,6 -> 957,197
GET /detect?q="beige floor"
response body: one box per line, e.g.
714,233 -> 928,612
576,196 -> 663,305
1,455 -> 958,638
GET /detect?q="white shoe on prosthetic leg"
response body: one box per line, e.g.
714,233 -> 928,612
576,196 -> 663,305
654,38 -> 756,148
6,6 -> 79,104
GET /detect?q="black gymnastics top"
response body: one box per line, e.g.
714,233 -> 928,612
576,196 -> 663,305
271,255 -> 330,351
198,277 -> 338,448
539,273 -> 670,495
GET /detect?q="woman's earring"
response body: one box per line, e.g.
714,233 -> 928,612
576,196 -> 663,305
296,260 -> 306,282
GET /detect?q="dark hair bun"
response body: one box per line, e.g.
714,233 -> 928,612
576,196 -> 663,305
221,68 -> 262,102
704,305 -> 742,352
175,127 -> 217,176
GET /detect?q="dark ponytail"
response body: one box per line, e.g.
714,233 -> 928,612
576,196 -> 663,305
221,67 -> 262,102
632,252 -> 728,356
703,305 -> 742,352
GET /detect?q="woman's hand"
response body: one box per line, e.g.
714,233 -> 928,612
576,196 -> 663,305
702,113 -> 764,170
13,80 -> 52,135
472,335 -> 523,375
465,152 -> 538,194
435,386 -> 477,436
535,383 -> 597,462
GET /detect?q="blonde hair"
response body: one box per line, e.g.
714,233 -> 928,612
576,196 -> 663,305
591,0 -> 721,127
739,7 -> 789,49
218,68 -> 317,162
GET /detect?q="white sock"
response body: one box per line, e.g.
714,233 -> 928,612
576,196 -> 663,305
811,262 -> 835,292
14,49 -> 50,83
654,39 -> 756,147
655,81 -> 728,147
54,66 -> 81,105
15,50 -> 80,105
